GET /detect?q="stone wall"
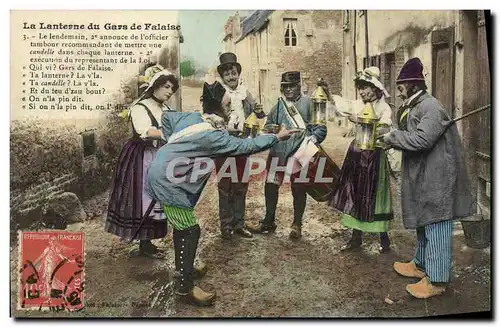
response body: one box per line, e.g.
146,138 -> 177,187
272,10 -> 343,96
10,83 -> 133,238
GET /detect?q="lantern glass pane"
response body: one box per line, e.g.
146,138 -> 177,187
355,124 -> 363,145
365,125 -> 374,145
356,123 -> 374,148
320,103 -> 326,121
251,125 -> 259,138
243,127 -> 250,138
312,103 -> 319,122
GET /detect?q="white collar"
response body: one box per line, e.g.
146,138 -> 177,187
201,113 -> 227,130
222,81 -> 247,96
404,90 -> 423,106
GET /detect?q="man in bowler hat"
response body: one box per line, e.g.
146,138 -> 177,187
380,58 -> 474,298
214,52 -> 264,240
248,71 -> 327,239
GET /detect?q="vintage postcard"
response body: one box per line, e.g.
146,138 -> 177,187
9,9 -> 491,318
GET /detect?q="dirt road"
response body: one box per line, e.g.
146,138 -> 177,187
11,85 -> 491,318
181,83 -> 203,112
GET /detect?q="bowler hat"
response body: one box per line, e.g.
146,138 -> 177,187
217,52 -> 242,76
281,71 -> 301,85
396,57 -> 425,83
201,81 -> 227,114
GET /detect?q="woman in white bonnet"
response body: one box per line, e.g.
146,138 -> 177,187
105,70 -> 179,257
329,66 -> 397,253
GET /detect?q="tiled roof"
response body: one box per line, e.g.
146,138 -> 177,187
235,10 -> 274,43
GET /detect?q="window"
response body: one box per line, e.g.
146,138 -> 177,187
384,53 -> 396,102
283,18 -> 297,47
363,55 -> 380,69
362,57 -> 370,69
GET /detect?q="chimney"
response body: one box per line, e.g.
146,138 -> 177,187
233,12 -> 241,39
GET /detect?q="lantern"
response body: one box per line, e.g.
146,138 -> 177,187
242,112 -> 261,138
354,102 -> 380,150
311,85 -> 328,125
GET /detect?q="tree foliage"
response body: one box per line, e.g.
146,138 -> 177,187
180,60 -> 197,77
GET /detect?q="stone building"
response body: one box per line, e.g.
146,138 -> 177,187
222,10 -> 344,118
341,10 -> 491,214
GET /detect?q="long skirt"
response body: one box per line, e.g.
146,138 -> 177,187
105,139 -> 167,240
329,141 -> 393,233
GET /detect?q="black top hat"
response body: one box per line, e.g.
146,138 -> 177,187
281,71 -> 301,85
217,52 -> 242,76
201,81 -> 226,114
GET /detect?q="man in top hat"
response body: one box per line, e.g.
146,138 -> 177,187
379,57 -> 474,298
217,52 -> 264,129
146,80 -> 299,306
248,71 -> 327,239
213,52 -> 264,240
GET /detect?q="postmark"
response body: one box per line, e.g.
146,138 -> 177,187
18,231 -> 85,312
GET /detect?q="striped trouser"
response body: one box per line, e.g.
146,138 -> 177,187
163,205 -> 198,230
414,220 -> 453,283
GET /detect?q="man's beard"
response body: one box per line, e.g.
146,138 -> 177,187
403,84 -> 423,99
406,87 -> 419,98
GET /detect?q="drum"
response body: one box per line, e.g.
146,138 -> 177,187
303,145 -> 341,202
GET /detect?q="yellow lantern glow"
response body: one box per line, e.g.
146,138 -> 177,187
311,85 -> 328,125
354,102 -> 380,150
243,112 -> 261,138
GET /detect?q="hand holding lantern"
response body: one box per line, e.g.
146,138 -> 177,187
375,124 -> 391,137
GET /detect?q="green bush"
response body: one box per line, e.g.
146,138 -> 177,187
180,60 -> 196,77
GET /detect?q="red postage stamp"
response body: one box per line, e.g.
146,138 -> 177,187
17,231 -> 85,312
